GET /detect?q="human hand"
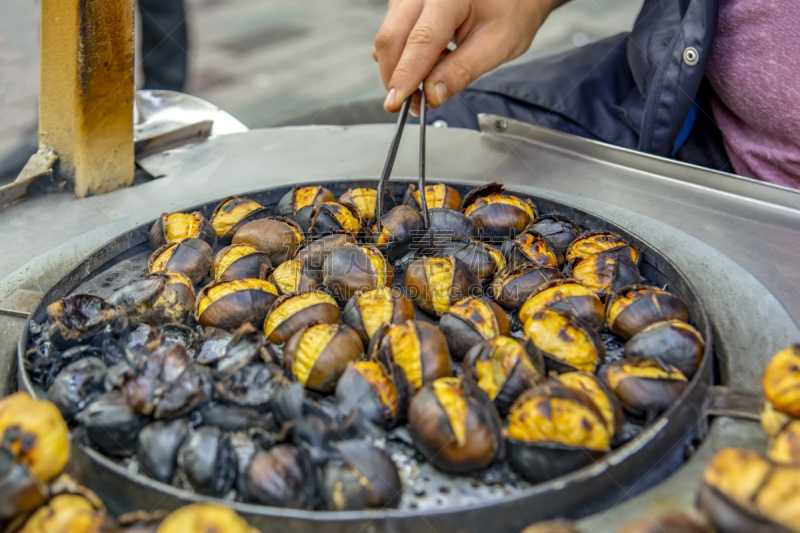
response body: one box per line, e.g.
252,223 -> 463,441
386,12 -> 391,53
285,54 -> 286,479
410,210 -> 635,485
373,0 -> 562,115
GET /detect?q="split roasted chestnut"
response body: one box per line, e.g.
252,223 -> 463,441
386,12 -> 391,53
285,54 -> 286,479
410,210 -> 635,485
518,279 -> 604,331
439,297 -> 510,361
47,357 -> 107,421
606,357 -> 687,418
506,383 -> 610,483
565,230 -> 639,264
238,444 -> 316,509
761,400 -> 794,440
762,344 -> 800,426
523,308 -> 606,373
335,360 -> 410,428
368,205 -> 426,261
462,336 -> 545,416
699,448 -> 800,533
210,196 -> 269,243
17,493 -> 114,533
557,371 -> 624,440
177,426 -> 237,497
618,513 -> 715,533
403,183 -> 462,211
768,420 -> 800,465
47,294 -> 129,349
414,208 -> 481,254
0,392 -> 70,518
275,185 -> 336,231
263,291 -> 340,344
149,238 -> 213,284
295,231 -> 357,271
405,255 -> 481,316
321,440 -> 403,510
624,320 -> 704,378
268,258 -> 323,295
149,211 -> 216,250
431,239 -> 506,286
502,229 -> 559,269
607,285 -> 690,339
341,287 -> 415,345
109,271 -> 195,327
283,323 -> 364,394
339,187 -> 395,220
526,215 -> 581,254
375,320 -> 452,392
310,202 -> 364,236
137,418 -> 191,483
156,503 -> 258,533
75,390 -> 146,456
195,278 -> 278,330
461,183 -> 538,239
211,244 -> 272,281
322,244 -> 393,302
570,249 -> 641,302
409,377 -> 502,474
488,264 -> 563,311
232,217 -> 305,267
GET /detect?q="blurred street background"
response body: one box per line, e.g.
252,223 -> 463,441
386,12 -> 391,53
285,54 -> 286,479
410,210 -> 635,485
0,0 -> 641,179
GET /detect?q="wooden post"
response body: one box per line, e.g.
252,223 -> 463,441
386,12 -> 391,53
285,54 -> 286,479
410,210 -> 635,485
38,0 -> 135,198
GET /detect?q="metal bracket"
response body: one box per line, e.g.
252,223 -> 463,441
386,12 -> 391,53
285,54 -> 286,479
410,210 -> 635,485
0,289 -> 43,318
706,385 -> 762,421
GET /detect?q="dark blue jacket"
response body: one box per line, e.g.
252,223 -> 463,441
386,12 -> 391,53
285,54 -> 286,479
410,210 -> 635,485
427,0 -> 718,158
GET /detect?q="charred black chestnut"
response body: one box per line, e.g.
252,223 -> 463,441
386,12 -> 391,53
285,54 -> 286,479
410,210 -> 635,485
75,390 -> 147,456
232,217 -> 304,267
322,244 -> 393,302
570,249 -> 641,302
369,205 -> 426,261
409,377 -> 502,474
565,231 -> 639,264
275,185 -> 336,232
606,357 -> 688,417
211,244 -> 272,281
47,357 -> 107,421
557,371 -> 624,440
268,258 -> 323,295
523,308 -> 605,373
109,271 -> 195,326
624,320 -> 704,378
310,202 -> 364,236
405,255 -> 481,316
519,279 -> 605,331
283,323 -> 364,394
137,418 -> 191,483
321,440 -> 402,510
341,287 -> 415,345
263,291 -> 340,344
375,320 -> 452,392
195,278 -> 278,330
149,211 -> 216,250
47,294 -> 129,349
526,215 -> 581,254
439,297 -> 510,361
403,183 -> 462,211
335,360 -> 410,428
238,444 -> 316,509
216,362 -> 287,406
506,384 -> 610,483
461,183 -> 538,239
149,237 -> 213,284
488,264 -> 563,311
177,426 -> 237,497
210,196 -> 269,243
502,229 -> 559,269
431,239 -> 506,286
339,187 -> 395,220
607,285 -> 690,339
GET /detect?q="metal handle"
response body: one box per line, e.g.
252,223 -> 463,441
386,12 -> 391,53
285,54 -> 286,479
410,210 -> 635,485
375,95 -> 412,233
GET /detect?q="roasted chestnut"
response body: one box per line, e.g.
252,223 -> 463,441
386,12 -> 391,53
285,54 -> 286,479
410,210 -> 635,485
283,323 -> 364,393
557,371 -> 624,440
211,244 -> 272,281
263,291 -> 340,344
489,264 -> 563,311
768,420 -> 800,465
149,211 -> 216,250
414,208 -> 481,254
149,238 -> 213,284
409,377 -> 502,474
606,357 -> 687,417
137,418 -> 191,483
762,344 -> 800,422
523,308 -> 605,373
565,231 -> 639,264
155,503 -> 258,533
607,285 -> 690,339
238,444 -> 316,509
461,183 -> 538,239
369,205 -> 426,261
506,384 -> 610,483
624,320 -> 704,378
439,297 -> 510,361
376,320 -> 452,392
335,360 -> 410,428
310,202 -> 364,236
431,239 -> 506,286
294,231 -> 357,270
526,215 -> 581,254
17,493 -> 114,533
47,357 -> 107,421
519,279 -> 604,331
462,336 -> 545,416
269,258 -> 323,295
570,249 -> 641,302
177,426 -> 237,497
761,400 -> 794,439
321,440 -> 402,510
339,187 -> 395,220
275,185 -> 336,231
403,183 -> 462,211
232,217 -> 304,267
502,229 -> 559,269
210,196 -> 269,243
75,390 -> 146,456
322,244 -> 393,302
109,271 -> 195,326
196,278 -> 278,330
47,294 -> 128,349
341,287 -> 415,345
699,447 -> 800,533
618,513 -> 715,533
405,255 -> 481,316
216,362 -> 286,406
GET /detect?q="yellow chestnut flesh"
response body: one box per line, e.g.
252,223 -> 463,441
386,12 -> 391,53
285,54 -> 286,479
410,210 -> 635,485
567,233 -> 638,263
215,245 -> 259,279
354,361 -> 398,419
414,184 -> 459,210
292,324 -> 340,384
386,322 -> 423,389
320,202 -> 360,234
520,282 -> 596,324
769,421 -> 800,465
475,336 -> 529,400
165,213 -> 200,243
263,292 -> 338,338
432,378 -> 468,446
763,344 -> 800,419
212,199 -> 262,237
425,257 -> 455,315
507,394 -> 610,451
463,194 -> 535,219
19,493 -> 109,533
357,288 -> 395,340
606,360 -> 687,389
447,298 -> 498,339
156,503 -> 258,533
197,279 -> 277,317
296,187 -> 322,210
271,259 -> 302,294
363,246 -> 390,289
524,309 -> 599,372
150,245 -> 176,272
559,372 -> 615,436
346,188 -> 378,219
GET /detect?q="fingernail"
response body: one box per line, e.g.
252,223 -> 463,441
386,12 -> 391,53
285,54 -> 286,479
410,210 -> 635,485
434,82 -> 448,106
384,88 -> 396,109
410,104 -> 420,117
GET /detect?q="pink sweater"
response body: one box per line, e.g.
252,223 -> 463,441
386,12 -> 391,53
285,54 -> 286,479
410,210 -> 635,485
705,0 -> 800,189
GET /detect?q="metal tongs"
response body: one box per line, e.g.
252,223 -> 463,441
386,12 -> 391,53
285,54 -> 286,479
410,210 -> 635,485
375,92 -> 430,231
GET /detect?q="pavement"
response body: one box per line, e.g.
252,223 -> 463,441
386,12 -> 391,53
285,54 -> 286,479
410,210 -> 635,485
0,0 -> 642,176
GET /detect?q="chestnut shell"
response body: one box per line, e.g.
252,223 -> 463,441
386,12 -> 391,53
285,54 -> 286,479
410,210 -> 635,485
47,294 -> 129,349
195,279 -> 278,330
149,212 -> 216,250
460,183 -> 538,239
405,255 -> 482,316
368,205 -> 426,261
414,208 -> 480,254
439,298 -> 510,361
210,196 -> 271,243
519,279 -> 605,331
430,239 -> 505,286
607,285 -> 691,339
322,244 -> 393,303
263,292 -> 341,345
341,287 -> 415,345
283,324 -> 364,394
275,185 -> 336,232
232,217 -> 304,267
211,244 -> 273,281
148,238 -> 213,284
624,320 -> 704,378
526,215 -> 581,254
488,264 -> 564,311
335,359 -> 411,428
